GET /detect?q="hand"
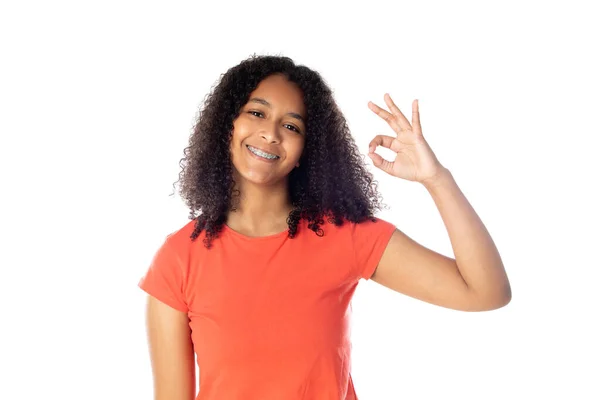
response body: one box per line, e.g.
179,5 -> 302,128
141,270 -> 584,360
368,94 -> 445,184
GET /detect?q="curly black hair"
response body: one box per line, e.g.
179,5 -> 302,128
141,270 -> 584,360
173,54 -> 384,248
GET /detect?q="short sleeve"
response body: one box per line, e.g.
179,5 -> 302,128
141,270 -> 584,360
138,236 -> 189,312
352,217 -> 396,280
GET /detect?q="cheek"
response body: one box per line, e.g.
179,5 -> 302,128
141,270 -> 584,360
230,126 -> 245,149
289,138 -> 305,160
231,120 -> 253,144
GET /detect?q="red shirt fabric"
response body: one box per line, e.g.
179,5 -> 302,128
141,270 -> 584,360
139,217 -> 396,399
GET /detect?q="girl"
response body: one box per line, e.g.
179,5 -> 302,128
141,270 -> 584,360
139,55 -> 511,400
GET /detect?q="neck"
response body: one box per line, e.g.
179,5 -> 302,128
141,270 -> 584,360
226,178 -> 294,236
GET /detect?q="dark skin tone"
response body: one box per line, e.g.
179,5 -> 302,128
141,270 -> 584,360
226,74 -> 306,237
226,77 -> 510,311
144,74 -> 511,399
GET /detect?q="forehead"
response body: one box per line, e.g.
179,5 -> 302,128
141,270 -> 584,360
249,75 -> 306,116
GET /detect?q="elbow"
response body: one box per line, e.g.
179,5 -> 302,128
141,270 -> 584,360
482,287 -> 512,311
483,293 -> 511,311
498,280 -> 513,308
468,281 -> 512,312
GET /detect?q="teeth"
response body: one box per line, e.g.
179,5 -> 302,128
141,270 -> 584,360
248,145 -> 279,160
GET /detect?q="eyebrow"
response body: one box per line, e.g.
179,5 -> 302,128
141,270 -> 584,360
248,97 -> 305,123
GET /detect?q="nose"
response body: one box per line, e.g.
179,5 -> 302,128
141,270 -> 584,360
260,120 -> 282,144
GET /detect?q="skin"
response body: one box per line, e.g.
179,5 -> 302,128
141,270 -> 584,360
226,74 -> 307,237
145,75 -> 308,399
145,79 -> 512,399
366,95 -> 511,311
145,296 -> 195,400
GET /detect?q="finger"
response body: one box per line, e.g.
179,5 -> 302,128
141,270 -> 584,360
411,99 -> 422,135
384,93 -> 411,131
368,152 -> 394,174
368,101 -> 402,132
368,135 -> 396,153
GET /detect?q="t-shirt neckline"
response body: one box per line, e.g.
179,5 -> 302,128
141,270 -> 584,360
222,223 -> 291,240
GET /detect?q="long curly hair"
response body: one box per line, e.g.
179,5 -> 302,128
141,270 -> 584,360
173,54 -> 384,248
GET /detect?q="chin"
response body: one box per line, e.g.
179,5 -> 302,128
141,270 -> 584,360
233,167 -> 291,187
245,173 -> 286,187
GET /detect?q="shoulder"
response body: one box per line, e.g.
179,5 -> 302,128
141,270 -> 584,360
327,216 -> 396,236
315,216 -> 396,280
314,216 -> 396,249
355,216 -> 396,234
163,218 -> 204,248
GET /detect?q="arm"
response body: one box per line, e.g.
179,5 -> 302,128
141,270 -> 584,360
366,95 -> 511,312
371,167 -> 511,311
145,295 -> 196,400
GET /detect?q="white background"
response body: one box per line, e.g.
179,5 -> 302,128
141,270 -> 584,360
1,0 -> 599,399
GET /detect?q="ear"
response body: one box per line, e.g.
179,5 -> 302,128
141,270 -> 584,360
296,162 -> 300,168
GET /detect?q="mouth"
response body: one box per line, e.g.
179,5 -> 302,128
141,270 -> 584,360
246,145 -> 280,161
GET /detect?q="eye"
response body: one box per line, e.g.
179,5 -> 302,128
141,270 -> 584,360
284,124 -> 301,133
248,110 -> 263,118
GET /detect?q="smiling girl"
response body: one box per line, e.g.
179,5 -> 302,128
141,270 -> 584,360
138,55 -> 511,400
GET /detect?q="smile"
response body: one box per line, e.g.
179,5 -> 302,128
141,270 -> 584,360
246,145 -> 280,160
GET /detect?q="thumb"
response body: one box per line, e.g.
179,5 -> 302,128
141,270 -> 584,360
368,152 -> 394,174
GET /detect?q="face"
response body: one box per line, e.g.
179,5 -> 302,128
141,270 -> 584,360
230,74 -> 306,187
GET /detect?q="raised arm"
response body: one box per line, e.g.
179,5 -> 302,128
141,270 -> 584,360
145,295 -> 196,400
370,169 -> 511,311
366,95 -> 511,311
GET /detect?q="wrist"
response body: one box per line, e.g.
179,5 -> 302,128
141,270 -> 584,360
420,166 -> 452,190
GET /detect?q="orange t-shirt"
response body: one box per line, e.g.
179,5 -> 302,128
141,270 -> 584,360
138,217 -> 396,399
